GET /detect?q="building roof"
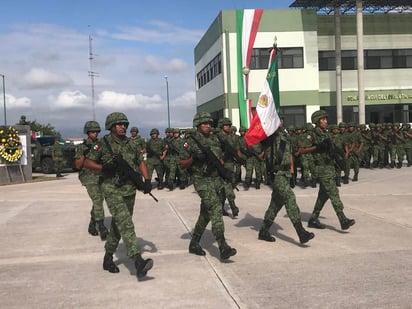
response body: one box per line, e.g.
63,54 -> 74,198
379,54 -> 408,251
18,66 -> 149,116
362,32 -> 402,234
289,0 -> 412,14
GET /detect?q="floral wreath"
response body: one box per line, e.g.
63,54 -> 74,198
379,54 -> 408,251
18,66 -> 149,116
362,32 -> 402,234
0,127 -> 23,163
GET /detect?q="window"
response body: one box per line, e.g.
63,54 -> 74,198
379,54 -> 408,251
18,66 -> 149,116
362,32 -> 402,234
197,53 -> 222,89
250,47 -> 304,70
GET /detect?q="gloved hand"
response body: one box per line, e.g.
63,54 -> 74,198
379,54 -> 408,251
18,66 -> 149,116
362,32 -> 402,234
290,176 -> 296,188
101,161 -> 117,175
192,152 -> 206,163
143,179 -> 152,194
316,139 -> 330,153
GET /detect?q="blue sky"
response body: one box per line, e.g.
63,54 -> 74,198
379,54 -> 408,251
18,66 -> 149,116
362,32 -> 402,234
1,0 -> 294,137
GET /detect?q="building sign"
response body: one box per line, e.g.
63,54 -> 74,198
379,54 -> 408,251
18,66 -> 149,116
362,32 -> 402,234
347,93 -> 412,102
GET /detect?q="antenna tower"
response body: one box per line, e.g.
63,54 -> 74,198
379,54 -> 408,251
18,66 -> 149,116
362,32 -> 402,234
88,34 -> 99,120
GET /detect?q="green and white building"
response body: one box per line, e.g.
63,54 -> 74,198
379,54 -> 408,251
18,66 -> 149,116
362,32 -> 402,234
194,8 -> 412,127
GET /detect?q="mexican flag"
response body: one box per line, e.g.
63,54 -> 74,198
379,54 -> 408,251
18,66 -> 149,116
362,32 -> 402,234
236,9 -> 263,128
245,47 -> 281,147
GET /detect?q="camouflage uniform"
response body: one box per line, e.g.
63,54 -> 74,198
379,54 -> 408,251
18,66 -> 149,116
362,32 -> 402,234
372,124 -> 387,168
180,112 -> 236,261
146,128 -> 165,189
258,130 -> 314,244
162,128 -> 173,187
344,123 -> 363,181
243,141 -> 264,189
305,110 -> 355,231
86,112 -> 153,278
74,121 -> 108,240
216,118 -> 240,217
390,123 -> 405,168
403,124 -> 412,166
52,139 -> 64,177
235,127 -> 248,183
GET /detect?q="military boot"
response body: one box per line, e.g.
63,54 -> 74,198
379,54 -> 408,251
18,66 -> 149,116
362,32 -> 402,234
311,177 -> 317,188
244,178 -> 251,190
258,220 -> 276,242
229,200 -> 239,218
188,233 -> 206,256
352,172 -> 359,182
255,180 -> 261,189
88,218 -> 98,236
134,254 -> 154,279
293,222 -> 315,244
342,175 -> 349,184
389,162 -> 395,168
337,212 -> 355,230
157,181 -> 164,190
97,220 -> 108,241
307,217 -> 325,229
396,162 -> 402,169
217,238 -> 237,260
103,253 -> 119,273
336,176 -> 341,187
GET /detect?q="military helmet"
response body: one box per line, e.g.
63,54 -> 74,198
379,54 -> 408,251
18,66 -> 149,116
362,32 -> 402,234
217,117 -> 232,128
393,122 -> 400,127
105,112 -> 129,130
130,127 -> 139,133
193,112 -> 213,127
173,128 -> 180,134
369,123 -> 376,128
338,122 -> 347,128
311,110 -> 328,124
239,126 -> 247,133
231,126 -> 237,132
83,121 -> 101,134
305,122 -> 314,131
347,122 -> 356,127
150,128 -> 160,135
329,124 -> 339,130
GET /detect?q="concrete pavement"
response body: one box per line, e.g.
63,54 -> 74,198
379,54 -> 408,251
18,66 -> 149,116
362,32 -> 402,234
0,166 -> 411,308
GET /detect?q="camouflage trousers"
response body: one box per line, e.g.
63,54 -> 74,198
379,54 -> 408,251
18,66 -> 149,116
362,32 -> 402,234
85,183 -> 105,221
312,166 -> 344,218
390,144 -> 405,164
244,157 -> 262,183
219,180 -> 236,204
54,158 -> 63,173
192,176 -> 225,240
146,157 -> 164,183
263,174 -> 302,225
103,193 -> 140,258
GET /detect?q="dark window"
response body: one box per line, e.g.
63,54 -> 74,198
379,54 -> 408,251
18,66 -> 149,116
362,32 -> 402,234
250,47 -> 304,70
197,53 -> 222,89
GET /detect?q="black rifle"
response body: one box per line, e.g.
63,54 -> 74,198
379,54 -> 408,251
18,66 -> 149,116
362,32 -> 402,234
190,135 -> 233,182
216,134 -> 246,165
103,137 -> 158,202
241,146 -> 263,161
166,139 -> 180,155
321,138 -> 346,171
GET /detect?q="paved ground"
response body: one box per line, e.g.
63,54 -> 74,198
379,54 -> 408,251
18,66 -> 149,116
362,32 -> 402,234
0,166 -> 411,309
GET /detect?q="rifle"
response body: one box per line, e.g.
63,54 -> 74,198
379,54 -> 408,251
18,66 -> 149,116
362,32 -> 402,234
165,139 -> 180,155
103,137 -> 158,202
321,138 -> 346,171
216,134 -> 246,165
242,147 -> 263,161
190,135 -> 233,182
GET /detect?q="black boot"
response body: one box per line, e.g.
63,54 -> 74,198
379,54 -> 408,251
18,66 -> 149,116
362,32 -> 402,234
88,218 -> 98,236
396,162 -> 402,169
229,201 -> 239,218
103,253 -> 119,273
293,222 -> 315,244
97,220 -> 108,241
352,173 -> 358,182
258,229 -> 276,242
342,176 -> 349,184
308,217 -> 325,229
336,176 -> 341,187
135,254 -> 153,279
188,233 -> 206,256
311,177 -> 317,188
255,180 -> 261,189
337,212 -> 355,230
244,178 -> 251,190
157,181 -> 164,190
217,237 -> 237,260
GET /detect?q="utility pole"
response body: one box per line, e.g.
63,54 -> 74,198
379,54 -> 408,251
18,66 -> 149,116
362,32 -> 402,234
88,34 -> 98,121
0,74 -> 6,126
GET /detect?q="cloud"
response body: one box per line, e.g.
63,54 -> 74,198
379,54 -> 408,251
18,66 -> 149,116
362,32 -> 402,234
5,94 -> 31,109
97,91 -> 163,110
49,90 -> 89,109
101,21 -> 203,44
23,68 -> 73,89
143,55 -> 187,73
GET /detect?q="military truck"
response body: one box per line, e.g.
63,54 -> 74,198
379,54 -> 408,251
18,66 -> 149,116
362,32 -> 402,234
31,136 -> 76,174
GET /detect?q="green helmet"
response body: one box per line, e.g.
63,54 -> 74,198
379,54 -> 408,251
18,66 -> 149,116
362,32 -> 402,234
83,121 -> 101,134
105,112 -> 129,130
311,110 -> 328,124
193,112 -> 213,127
231,126 -> 237,132
338,122 -> 347,128
130,127 -> 139,133
239,126 -> 247,133
329,124 -> 339,130
305,122 -> 314,131
150,128 -> 160,135
173,128 -> 180,134
217,117 -> 232,128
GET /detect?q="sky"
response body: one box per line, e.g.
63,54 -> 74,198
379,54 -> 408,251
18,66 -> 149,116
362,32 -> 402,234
0,0 -> 294,138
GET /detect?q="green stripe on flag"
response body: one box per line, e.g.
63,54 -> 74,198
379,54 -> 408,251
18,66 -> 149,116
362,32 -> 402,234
236,10 -> 248,128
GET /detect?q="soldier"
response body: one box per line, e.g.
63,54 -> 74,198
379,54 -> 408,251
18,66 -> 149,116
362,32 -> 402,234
84,112 -> 153,279
236,126 -> 248,183
146,128 -> 166,189
179,112 -> 237,261
403,123 -> 412,166
130,127 -> 146,151
344,122 -> 363,181
391,123 -> 405,168
52,137 -> 64,177
329,124 -> 344,186
163,128 -> 173,188
299,110 -> 355,231
338,122 -> 349,184
216,117 -> 241,218
359,124 -> 373,168
74,121 -> 108,240
242,139 -> 264,190
372,124 -> 387,168
258,128 -> 315,244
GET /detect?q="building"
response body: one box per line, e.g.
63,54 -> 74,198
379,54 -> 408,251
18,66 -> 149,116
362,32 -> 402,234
194,9 -> 412,127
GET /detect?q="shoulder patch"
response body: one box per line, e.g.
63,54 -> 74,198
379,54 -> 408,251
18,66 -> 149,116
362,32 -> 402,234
93,145 -> 100,151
